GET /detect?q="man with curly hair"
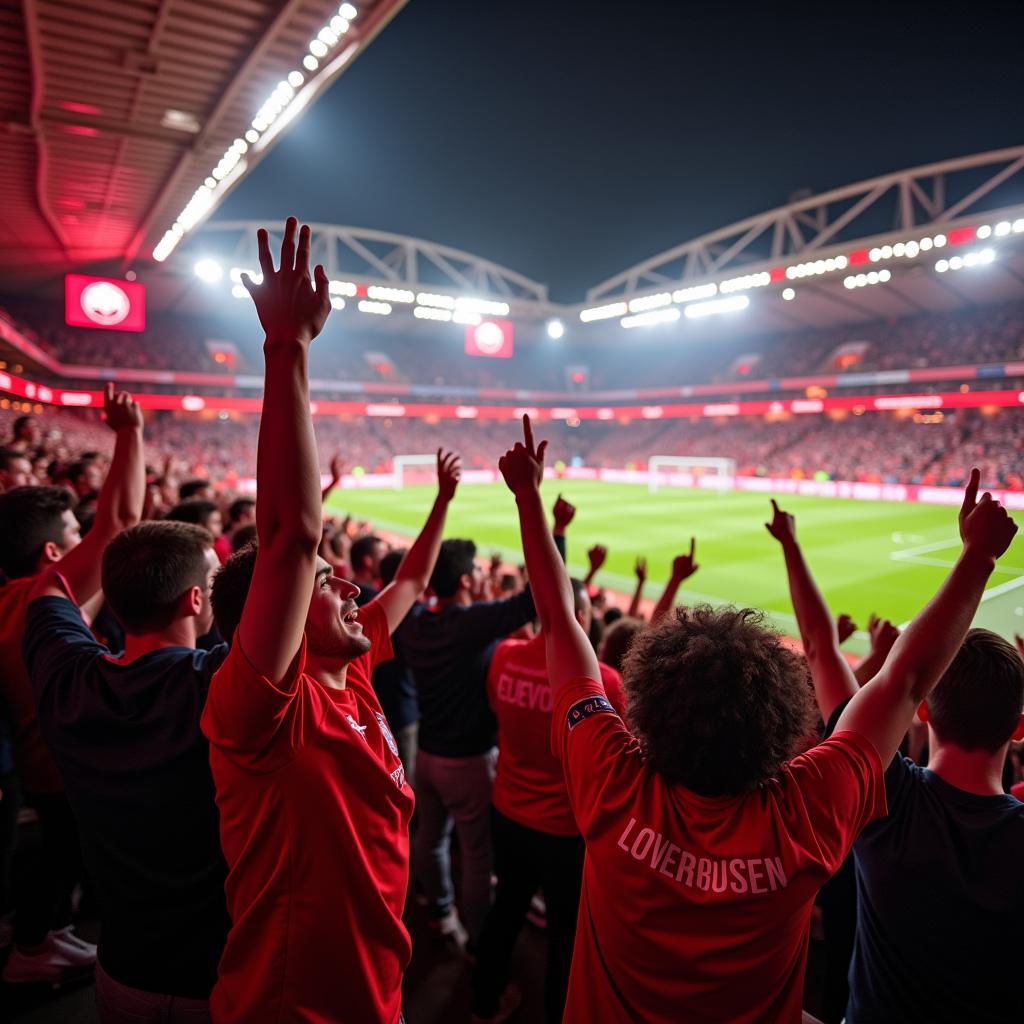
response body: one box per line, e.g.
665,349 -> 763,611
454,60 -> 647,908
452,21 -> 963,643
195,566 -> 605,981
497,416 -> 1017,1024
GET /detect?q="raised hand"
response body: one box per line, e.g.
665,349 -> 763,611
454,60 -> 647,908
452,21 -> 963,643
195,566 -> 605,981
498,414 -> 547,496
329,452 -> 344,484
671,539 -> 699,581
836,613 -> 857,644
867,613 -> 900,660
765,499 -> 797,546
243,217 -> 331,347
552,493 -> 576,533
437,449 -> 462,503
634,556 -> 647,583
103,382 -> 143,433
587,544 -> 608,573
959,468 -> 1018,561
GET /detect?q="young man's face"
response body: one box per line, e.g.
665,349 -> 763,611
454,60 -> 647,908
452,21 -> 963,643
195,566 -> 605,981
306,558 -> 371,661
203,510 -> 224,538
77,462 -> 103,495
58,510 -> 82,556
17,419 -> 40,445
0,456 -> 32,491
198,546 -> 220,636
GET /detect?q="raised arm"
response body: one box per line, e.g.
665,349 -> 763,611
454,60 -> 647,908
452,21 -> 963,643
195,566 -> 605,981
31,383 -> 145,604
237,218 -> 331,684
836,470 -> 1017,764
852,614 -> 900,687
583,543 -> 607,588
375,449 -> 460,632
499,416 -> 600,694
628,557 -> 646,618
321,451 -> 344,503
767,499 -> 858,723
650,542 -> 699,624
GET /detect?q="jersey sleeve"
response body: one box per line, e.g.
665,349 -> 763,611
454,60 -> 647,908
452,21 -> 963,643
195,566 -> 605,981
551,676 -> 642,840
599,662 -> 627,717
200,635 -> 310,771
782,730 -> 887,873
24,596 -> 108,704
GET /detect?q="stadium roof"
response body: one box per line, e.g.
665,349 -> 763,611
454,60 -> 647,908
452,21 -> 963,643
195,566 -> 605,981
0,0 -> 406,284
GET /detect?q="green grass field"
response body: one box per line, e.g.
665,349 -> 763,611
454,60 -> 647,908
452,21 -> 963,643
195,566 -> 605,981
326,482 -> 1024,655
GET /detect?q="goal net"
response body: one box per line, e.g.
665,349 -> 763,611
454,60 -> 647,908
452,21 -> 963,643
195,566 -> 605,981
647,455 -> 736,494
392,454 -> 437,490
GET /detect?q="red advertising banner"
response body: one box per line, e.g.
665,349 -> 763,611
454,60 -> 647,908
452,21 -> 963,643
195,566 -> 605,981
65,274 -> 146,332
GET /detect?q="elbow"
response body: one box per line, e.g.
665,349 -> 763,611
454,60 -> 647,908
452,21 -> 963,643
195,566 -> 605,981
260,513 -> 322,552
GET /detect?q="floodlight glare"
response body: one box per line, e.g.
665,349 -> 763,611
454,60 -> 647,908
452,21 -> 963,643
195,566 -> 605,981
546,319 -> 565,339
194,259 -> 223,283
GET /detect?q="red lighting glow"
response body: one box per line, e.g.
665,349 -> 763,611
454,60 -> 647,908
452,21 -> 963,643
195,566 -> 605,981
65,275 -> 146,332
946,226 -> 977,246
465,319 -> 514,359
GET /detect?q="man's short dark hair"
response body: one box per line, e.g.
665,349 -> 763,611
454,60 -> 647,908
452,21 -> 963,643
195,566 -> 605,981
179,478 -> 211,501
227,497 -> 255,525
604,607 -> 624,627
350,534 -> 383,573
166,499 -> 218,528
599,616 -> 643,673
622,604 -> 815,797
379,548 -> 406,587
66,459 -> 95,484
212,541 -> 257,642
430,539 -> 476,598
231,523 -> 257,553
12,415 -> 33,437
102,522 -> 213,635
0,486 -> 74,578
927,628 -> 1024,752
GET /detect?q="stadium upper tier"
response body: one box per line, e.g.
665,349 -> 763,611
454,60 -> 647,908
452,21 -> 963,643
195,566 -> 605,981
2,298 -> 1022,404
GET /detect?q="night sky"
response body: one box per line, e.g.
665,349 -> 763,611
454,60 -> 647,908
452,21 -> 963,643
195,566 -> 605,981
216,3 -> 1024,302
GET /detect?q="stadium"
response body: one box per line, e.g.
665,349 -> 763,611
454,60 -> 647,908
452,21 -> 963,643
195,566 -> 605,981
1,2 -> 1023,1023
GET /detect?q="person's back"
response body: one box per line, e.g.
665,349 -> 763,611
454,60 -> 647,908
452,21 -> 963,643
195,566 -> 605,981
833,628 -> 1024,1024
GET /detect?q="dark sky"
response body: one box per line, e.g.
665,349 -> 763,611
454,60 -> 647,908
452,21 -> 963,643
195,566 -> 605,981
216,3 -> 1024,302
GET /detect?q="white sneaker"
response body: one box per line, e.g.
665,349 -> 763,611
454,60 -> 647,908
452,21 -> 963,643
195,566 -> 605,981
1,933 -> 95,984
471,983 -> 523,1023
51,925 -> 98,959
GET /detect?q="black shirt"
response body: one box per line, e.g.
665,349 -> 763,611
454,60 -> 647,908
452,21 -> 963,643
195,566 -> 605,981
372,604 -> 419,733
826,702 -> 1024,1023
399,590 -> 535,757
24,596 -> 230,998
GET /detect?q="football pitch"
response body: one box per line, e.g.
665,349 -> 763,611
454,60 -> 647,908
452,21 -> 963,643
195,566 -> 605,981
326,482 -> 1024,655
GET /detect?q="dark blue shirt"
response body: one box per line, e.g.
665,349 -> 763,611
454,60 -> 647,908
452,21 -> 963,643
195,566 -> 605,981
24,596 -> 230,999
827,703 -> 1024,1023
400,589 -> 535,757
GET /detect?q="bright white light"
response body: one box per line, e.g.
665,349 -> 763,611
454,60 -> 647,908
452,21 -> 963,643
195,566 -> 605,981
245,129 -> 259,144
309,39 -> 328,57
288,70 -> 304,88
579,301 -> 627,322
413,306 -> 453,322
367,285 -> 415,303
330,297 -> 346,310
229,267 -> 261,284
869,248 -> 881,262
627,292 -> 672,313
980,248 -> 995,264
330,16 -> 350,33
844,276 -> 856,289
1014,219 -> 1024,233
546,319 -> 565,339
455,296 -> 510,316
949,255 -> 963,270
453,310 -> 482,325
252,117 -> 267,131
357,300 -> 392,316
672,283 -> 717,303
893,242 -> 905,258
782,288 -> 795,301
867,271 -> 879,284
328,280 -> 357,296
416,292 -> 456,309
204,176 -> 216,188
474,321 -> 504,350
995,221 -> 1011,237
303,55 -> 319,71
339,2 -> 357,18
835,255 -> 848,269
933,234 -> 947,247
920,237 -> 933,251
977,224 -> 992,239
905,241 -> 919,258
879,269 -> 891,282
620,308 -> 680,329
318,27 -> 338,45
935,259 -> 949,273
683,295 -> 749,319
194,258 -> 223,283
880,245 -> 893,260
785,266 -> 798,279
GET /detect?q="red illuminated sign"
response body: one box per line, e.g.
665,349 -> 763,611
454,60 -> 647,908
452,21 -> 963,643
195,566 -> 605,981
465,319 -> 514,359
65,275 -> 146,332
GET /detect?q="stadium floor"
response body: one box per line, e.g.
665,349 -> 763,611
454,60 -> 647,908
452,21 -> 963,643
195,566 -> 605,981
328,481 -> 1024,654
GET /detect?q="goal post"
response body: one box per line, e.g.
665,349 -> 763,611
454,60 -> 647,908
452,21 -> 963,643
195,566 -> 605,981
647,455 -> 737,494
392,453 -> 438,490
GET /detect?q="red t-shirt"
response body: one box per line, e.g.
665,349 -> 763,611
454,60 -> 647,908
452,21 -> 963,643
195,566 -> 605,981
487,634 -> 624,835
201,600 -> 414,1024
0,576 -> 64,793
551,676 -> 885,1024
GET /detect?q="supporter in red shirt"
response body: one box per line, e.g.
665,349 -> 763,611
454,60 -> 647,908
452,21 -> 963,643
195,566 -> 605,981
201,220 -> 460,1024
495,415 -> 1016,1024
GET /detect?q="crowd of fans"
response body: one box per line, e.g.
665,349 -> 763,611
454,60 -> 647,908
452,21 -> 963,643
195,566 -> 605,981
0,222 -> 1022,1024
3,402 -> 1022,492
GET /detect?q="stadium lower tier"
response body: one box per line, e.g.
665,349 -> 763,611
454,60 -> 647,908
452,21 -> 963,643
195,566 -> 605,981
3,404 -> 1022,492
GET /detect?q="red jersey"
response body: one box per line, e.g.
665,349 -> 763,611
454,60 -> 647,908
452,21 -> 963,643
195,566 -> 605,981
201,600 -> 414,1024
0,576 -> 64,793
552,677 -> 885,1024
487,634 -> 623,835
